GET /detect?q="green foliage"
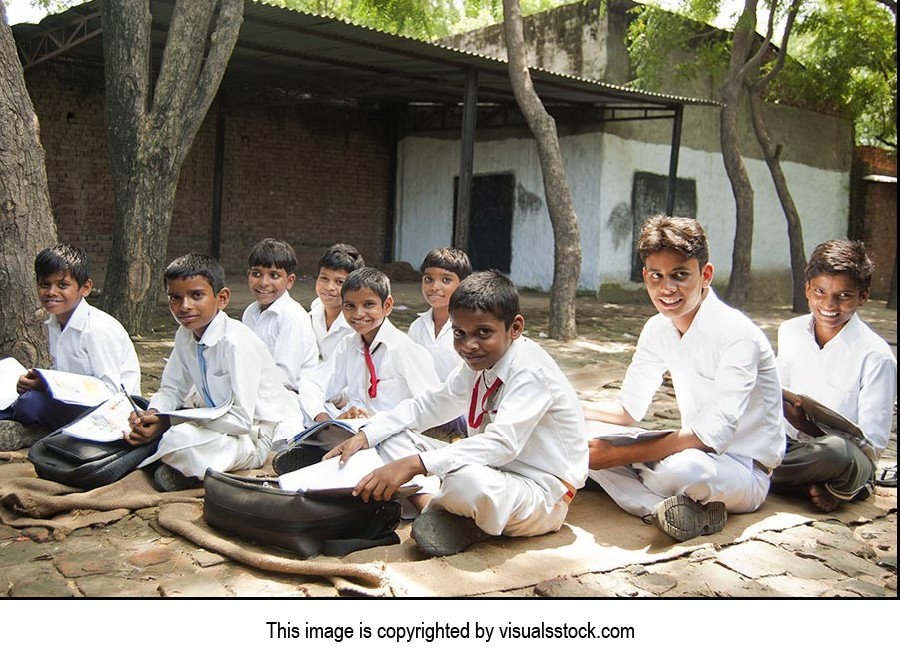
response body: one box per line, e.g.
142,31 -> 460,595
779,0 -> 896,147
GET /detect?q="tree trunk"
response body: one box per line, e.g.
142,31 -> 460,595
747,87 -> 807,312
0,11 -> 56,367
100,0 -> 242,335
503,0 -> 581,340
721,0 -> 762,309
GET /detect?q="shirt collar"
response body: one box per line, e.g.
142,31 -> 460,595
197,310 -> 228,347
678,286 -> 720,337
258,291 -> 292,316
483,336 -> 522,384
806,311 -> 863,349
359,317 -> 398,353
46,297 -> 90,332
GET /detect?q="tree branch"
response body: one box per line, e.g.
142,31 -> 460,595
182,0 -> 243,146
756,0 -> 800,89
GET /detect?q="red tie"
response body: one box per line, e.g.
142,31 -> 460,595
468,374 -> 502,429
364,343 -> 379,399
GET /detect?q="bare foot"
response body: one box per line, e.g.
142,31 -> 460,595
808,484 -> 839,512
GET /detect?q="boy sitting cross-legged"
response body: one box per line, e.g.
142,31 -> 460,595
586,216 -> 784,542
126,254 -> 305,491
241,238 -> 318,393
322,270 -> 589,557
0,244 -> 140,451
407,247 -> 473,381
771,240 -> 896,512
309,243 -> 365,362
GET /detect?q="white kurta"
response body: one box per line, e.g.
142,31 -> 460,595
777,312 -> 896,459
139,311 -> 305,478
309,296 -> 354,362
362,337 -> 588,535
47,298 -> 141,395
242,292 -> 318,392
407,308 -> 463,381
589,288 -> 785,517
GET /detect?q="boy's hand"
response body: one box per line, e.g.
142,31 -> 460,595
124,409 -> 170,446
783,400 -> 822,437
588,437 -> 625,470
337,406 -> 369,420
323,431 -> 370,463
16,369 -> 45,394
353,455 -> 425,502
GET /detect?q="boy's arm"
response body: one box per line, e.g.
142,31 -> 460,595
583,400 -> 635,425
856,354 -> 897,455
589,428 -> 710,469
272,308 -> 319,391
298,345 -> 344,421
148,338 -> 193,412
83,323 -> 141,395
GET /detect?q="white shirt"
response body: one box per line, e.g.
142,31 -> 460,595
46,298 -> 141,395
302,317 -> 439,419
362,337 -> 589,494
150,311 -> 305,439
242,292 -> 318,392
617,289 -> 785,469
309,297 -> 354,362
407,308 -> 463,381
778,312 -> 896,458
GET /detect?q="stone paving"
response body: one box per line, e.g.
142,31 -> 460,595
0,282 -> 895,598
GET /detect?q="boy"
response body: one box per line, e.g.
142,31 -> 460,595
127,254 -> 304,491
408,247 -> 472,381
302,267 -> 439,422
321,271 -> 588,557
586,216 -> 784,542
772,240 -> 896,512
241,239 -> 318,393
309,244 -> 364,362
0,244 -> 140,451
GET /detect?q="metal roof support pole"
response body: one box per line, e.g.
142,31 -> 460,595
454,68 -> 478,250
210,98 -> 227,260
664,104 -> 683,216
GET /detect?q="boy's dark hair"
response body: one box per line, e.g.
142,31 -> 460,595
318,243 -> 365,274
34,244 -> 91,286
637,215 -> 710,268
341,267 -> 391,303
449,270 -> 520,328
248,238 -> 298,275
420,247 -> 473,280
805,239 -> 874,291
164,254 -> 227,294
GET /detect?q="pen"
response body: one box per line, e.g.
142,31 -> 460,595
120,383 -> 142,417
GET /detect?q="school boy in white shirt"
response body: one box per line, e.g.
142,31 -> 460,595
241,239 -> 317,393
772,240 -> 896,512
309,244 -> 364,362
0,244 -> 140,451
321,271 -> 589,557
126,254 -> 305,492
303,267 -> 439,422
586,216 -> 784,542
407,247 -> 472,381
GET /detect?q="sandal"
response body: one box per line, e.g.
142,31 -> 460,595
875,464 -> 897,488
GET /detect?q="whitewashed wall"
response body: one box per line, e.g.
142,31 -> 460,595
394,131 -> 849,292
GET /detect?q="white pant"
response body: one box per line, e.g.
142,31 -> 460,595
589,449 -> 770,518
428,465 -> 570,537
137,422 -> 270,479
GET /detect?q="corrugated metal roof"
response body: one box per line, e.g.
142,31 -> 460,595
13,0 -> 720,110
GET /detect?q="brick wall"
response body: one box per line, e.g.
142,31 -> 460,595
854,146 -> 897,299
24,59 -> 392,289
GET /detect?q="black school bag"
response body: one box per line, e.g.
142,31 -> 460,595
27,398 -> 159,490
203,468 -> 403,559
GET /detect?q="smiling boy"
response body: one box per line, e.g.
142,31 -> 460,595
585,216 -> 784,542
241,239 -> 317,393
321,270 -> 588,557
408,247 -> 472,381
772,240 -> 896,511
309,244 -> 364,362
302,267 -> 438,423
0,244 -> 140,451
127,254 -> 304,491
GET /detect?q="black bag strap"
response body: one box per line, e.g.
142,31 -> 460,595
321,528 -> 400,556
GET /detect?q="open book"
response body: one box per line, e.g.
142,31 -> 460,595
62,391 -> 135,442
35,368 -> 112,406
277,448 -> 419,497
0,357 -> 28,409
586,420 -> 675,445
782,389 -> 866,443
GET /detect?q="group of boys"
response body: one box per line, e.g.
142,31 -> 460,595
0,215 -> 895,558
